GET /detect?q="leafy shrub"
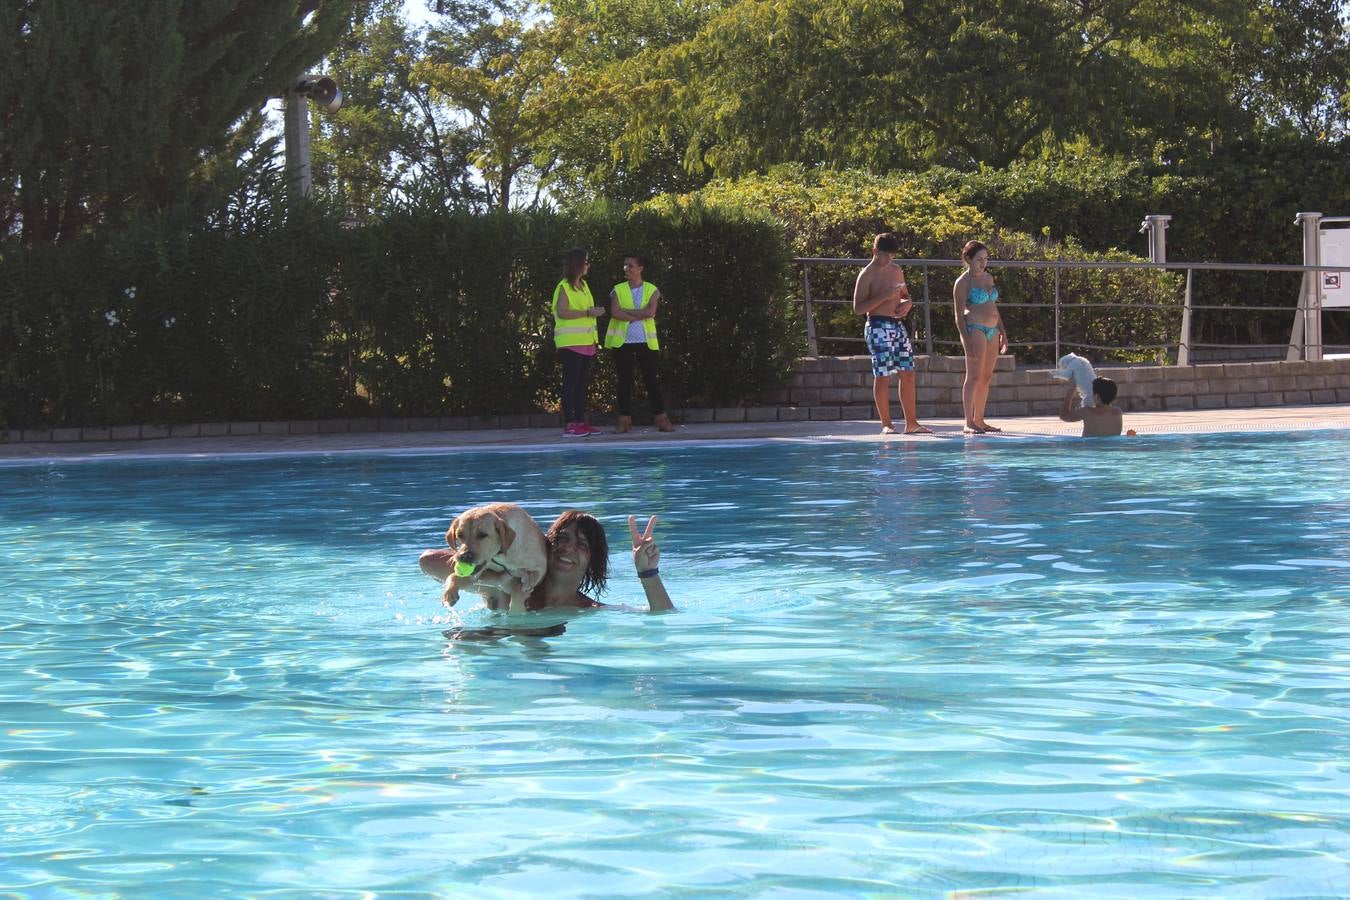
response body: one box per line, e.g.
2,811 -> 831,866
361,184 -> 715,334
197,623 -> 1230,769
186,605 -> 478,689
643,166 -> 1180,363
917,143 -> 1350,351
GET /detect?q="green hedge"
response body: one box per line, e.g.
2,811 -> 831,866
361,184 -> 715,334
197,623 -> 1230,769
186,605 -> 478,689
0,206 -> 797,429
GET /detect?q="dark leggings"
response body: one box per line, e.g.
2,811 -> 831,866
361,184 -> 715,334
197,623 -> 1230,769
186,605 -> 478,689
560,349 -> 594,423
613,343 -> 665,416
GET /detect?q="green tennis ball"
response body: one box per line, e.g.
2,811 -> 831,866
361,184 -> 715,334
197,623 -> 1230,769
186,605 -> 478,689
454,560 -> 476,578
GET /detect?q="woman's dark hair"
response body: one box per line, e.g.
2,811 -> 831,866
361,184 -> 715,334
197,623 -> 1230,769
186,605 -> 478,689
547,510 -> 609,595
961,240 -> 988,262
563,248 -> 589,285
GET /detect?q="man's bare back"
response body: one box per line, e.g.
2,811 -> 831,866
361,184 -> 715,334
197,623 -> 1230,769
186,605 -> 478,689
1078,405 -> 1123,437
1059,384 -> 1123,437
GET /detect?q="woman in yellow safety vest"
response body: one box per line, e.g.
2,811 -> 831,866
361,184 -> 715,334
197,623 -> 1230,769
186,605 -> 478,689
554,248 -> 606,436
604,254 -> 673,433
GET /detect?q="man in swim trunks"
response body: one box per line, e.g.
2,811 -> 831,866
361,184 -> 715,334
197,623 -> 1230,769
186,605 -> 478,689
852,232 -> 931,435
1059,377 -> 1123,437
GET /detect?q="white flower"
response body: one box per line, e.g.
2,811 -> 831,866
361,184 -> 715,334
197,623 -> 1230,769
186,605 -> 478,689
163,316 -> 177,328
123,286 -> 137,299
105,310 -> 120,326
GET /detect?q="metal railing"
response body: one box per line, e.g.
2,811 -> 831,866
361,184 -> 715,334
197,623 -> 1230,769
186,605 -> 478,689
794,257 -> 1350,364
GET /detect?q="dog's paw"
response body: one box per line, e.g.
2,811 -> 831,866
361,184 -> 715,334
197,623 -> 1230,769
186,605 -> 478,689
441,581 -> 461,607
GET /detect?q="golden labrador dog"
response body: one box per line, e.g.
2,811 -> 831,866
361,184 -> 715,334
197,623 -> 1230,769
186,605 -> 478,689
442,502 -> 548,616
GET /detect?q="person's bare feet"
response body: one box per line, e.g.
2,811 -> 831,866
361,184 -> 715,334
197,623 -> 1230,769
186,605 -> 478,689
978,422 -> 1002,433
880,424 -> 899,435
964,422 -> 986,434
904,424 -> 934,435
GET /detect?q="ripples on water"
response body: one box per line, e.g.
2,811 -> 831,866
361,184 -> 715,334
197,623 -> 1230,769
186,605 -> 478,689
2,433 -> 1349,895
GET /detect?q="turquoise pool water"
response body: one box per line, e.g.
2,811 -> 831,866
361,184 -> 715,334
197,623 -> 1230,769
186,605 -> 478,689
2,433 -> 1349,896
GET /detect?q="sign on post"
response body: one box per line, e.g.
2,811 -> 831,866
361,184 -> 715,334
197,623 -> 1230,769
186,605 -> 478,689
1320,225 -> 1350,308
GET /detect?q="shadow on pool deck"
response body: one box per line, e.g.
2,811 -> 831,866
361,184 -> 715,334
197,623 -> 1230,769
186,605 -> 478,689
4,404 -> 1350,462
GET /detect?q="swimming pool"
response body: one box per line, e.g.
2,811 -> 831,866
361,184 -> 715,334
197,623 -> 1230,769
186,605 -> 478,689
2,433 -> 1349,895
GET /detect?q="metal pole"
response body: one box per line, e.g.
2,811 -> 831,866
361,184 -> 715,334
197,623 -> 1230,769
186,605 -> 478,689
801,265 -> 819,357
1178,269 -> 1192,366
1140,215 -> 1171,264
284,87 -> 312,199
1140,215 -> 1174,364
1296,212 -> 1323,362
922,264 -> 933,357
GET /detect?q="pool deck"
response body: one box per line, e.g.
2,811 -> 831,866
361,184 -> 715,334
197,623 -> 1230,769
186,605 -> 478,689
4,404 -> 1350,461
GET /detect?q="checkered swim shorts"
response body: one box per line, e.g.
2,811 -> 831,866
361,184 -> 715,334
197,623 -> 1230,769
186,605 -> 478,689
864,316 -> 914,377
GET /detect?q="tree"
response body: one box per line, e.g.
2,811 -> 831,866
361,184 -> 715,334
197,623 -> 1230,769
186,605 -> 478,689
309,2 -> 486,216
603,0 -> 1350,178
414,8 -> 585,209
1223,0 -> 1350,139
535,0 -> 731,206
0,0 -> 365,244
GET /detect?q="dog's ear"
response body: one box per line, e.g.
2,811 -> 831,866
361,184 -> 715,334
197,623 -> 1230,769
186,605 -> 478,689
493,511 -> 516,552
446,514 -> 463,547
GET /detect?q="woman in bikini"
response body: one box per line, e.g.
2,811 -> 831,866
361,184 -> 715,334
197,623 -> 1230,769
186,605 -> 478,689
953,240 -> 1009,434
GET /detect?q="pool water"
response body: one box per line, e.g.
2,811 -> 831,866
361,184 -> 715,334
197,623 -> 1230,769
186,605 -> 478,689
2,433 -> 1349,896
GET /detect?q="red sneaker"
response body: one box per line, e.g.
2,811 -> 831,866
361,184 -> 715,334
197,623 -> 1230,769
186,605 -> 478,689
576,423 -> 603,436
563,422 -> 583,436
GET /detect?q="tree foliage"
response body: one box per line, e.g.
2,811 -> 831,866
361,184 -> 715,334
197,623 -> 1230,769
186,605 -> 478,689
598,0 -> 1349,179
0,0 -> 366,244
309,2 -> 486,215
534,0 -> 732,205
414,4 -> 588,209
1224,0 -> 1350,138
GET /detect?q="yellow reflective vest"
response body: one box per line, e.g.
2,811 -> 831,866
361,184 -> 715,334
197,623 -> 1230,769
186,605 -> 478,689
603,281 -> 660,350
553,279 -> 598,349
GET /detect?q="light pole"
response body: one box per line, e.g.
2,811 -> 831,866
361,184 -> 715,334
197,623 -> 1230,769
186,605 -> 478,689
283,75 -> 343,200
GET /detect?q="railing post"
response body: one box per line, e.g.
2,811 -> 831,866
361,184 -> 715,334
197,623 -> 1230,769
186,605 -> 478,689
1178,269 -> 1192,366
1140,215 -> 1171,264
801,264 -> 819,357
922,264 -> 933,357
1296,212 -> 1324,362
1140,215 -> 1174,365
1053,267 -> 1060,363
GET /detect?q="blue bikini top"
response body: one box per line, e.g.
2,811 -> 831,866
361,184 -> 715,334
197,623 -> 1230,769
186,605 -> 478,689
968,286 -> 999,305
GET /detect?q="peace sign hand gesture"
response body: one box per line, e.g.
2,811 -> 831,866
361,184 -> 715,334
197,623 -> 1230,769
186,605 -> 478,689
628,514 -> 673,611
628,514 -> 660,573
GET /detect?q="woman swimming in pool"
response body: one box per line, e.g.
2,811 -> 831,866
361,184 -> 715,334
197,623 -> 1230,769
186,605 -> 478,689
419,510 -> 673,613
953,240 -> 1009,434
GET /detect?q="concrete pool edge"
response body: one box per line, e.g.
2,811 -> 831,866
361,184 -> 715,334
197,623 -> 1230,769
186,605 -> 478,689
3,404 -> 1350,462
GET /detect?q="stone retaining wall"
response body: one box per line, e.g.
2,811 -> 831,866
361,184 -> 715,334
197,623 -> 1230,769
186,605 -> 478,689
753,355 -> 1350,420
5,357 -> 1350,443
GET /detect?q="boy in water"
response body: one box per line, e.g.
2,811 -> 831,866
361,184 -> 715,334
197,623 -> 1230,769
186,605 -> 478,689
1059,377 -> 1123,437
852,232 -> 931,435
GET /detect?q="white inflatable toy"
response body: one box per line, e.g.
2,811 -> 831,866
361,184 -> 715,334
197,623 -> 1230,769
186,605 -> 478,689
1050,352 -> 1096,407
